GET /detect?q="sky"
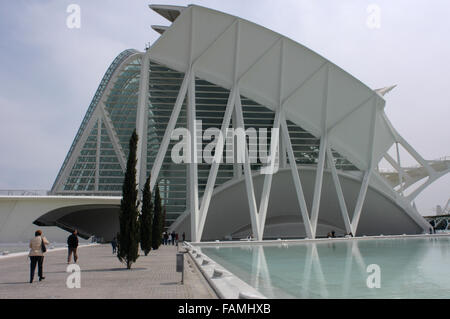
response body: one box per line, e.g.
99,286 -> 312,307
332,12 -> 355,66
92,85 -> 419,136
0,0 -> 449,215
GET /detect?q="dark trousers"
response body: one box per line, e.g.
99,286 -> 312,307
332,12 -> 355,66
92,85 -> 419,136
68,247 -> 78,263
29,256 -> 44,282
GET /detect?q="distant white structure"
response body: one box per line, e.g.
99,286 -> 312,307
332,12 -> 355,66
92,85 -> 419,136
436,198 -> 450,216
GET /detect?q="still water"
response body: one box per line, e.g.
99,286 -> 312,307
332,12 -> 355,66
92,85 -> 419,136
200,237 -> 450,298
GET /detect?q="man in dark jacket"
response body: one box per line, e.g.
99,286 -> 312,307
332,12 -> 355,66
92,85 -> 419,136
67,230 -> 79,264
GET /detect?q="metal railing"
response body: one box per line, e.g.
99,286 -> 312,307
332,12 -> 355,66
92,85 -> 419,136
0,190 -> 49,196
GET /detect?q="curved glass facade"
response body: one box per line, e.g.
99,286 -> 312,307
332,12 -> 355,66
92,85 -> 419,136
51,51 -> 358,227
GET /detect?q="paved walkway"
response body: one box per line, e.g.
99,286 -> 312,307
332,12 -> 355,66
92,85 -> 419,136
0,244 -> 217,299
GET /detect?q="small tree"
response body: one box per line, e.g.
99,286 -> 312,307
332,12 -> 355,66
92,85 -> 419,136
151,183 -> 163,250
139,175 -> 153,256
117,130 -> 140,269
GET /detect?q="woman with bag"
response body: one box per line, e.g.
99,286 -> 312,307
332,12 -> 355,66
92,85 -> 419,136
28,230 -> 50,283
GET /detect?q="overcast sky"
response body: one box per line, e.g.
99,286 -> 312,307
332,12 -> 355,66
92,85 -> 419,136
0,0 -> 449,215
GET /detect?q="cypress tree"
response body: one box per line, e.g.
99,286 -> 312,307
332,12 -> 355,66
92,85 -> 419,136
139,175 -> 153,256
151,183 -> 163,250
117,130 -> 140,269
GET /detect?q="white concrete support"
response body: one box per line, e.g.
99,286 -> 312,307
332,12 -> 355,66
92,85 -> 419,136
100,106 -> 127,172
326,146 -> 352,234
235,92 -> 261,240
194,19 -> 241,241
187,71 -> 200,242
350,99 -> 378,234
395,142 -> 404,195
136,52 -> 151,195
258,109 -> 282,239
407,177 -> 436,201
280,114 -> 313,238
350,170 -> 372,234
149,69 -> 191,190
231,110 -> 243,178
310,64 -> 329,237
197,88 -> 237,240
382,112 -> 435,176
53,107 -> 103,192
257,40 -> 285,240
310,135 -> 328,237
384,153 -> 410,186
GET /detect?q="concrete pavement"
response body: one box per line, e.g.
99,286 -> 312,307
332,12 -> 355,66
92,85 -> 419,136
0,244 -> 217,299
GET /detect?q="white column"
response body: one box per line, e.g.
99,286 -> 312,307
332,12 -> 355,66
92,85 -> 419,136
187,71 -> 200,242
281,114 -> 313,238
258,109 -> 282,240
395,142 -> 404,195
136,52 -> 151,195
150,70 -> 191,190
326,146 -> 352,234
235,92 -> 261,240
197,87 -> 237,241
310,135 -> 327,237
351,170 -> 372,234
350,98 -> 378,234
310,64 -> 329,237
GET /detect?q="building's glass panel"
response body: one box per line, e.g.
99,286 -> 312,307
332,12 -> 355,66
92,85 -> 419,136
63,123 -> 98,192
104,57 -> 141,157
53,55 -> 359,227
52,49 -> 138,191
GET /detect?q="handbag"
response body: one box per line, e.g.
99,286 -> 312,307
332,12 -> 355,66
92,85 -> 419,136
41,236 -> 47,253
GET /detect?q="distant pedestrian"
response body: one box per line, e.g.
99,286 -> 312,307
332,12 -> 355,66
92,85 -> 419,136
175,233 -> 179,245
164,232 -> 169,245
111,237 -> 117,254
182,232 -> 185,242
170,231 -> 175,245
67,230 -> 79,264
168,233 -> 172,246
28,230 -> 49,283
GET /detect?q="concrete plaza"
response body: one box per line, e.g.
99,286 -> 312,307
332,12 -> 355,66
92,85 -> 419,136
0,244 -> 217,299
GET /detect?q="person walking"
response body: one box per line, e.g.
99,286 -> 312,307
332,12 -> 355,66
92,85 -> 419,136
111,237 -> 117,254
28,230 -> 49,283
171,231 -> 176,245
168,233 -> 172,246
67,230 -> 79,264
182,232 -> 185,242
164,232 -> 169,245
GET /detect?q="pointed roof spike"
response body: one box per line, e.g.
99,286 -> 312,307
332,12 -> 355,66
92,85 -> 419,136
375,85 -> 397,97
149,4 -> 186,22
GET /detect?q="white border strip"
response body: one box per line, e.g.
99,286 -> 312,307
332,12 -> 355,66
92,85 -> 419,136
183,242 -> 267,299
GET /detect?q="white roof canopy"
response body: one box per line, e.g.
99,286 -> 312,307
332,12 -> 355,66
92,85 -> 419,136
148,5 -> 396,171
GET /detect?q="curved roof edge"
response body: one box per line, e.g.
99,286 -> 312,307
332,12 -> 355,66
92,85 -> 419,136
51,49 -> 141,192
148,5 -> 391,171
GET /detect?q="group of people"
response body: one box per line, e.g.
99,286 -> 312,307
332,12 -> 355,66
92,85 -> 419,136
28,229 -> 80,283
162,231 -> 185,245
326,230 -> 354,238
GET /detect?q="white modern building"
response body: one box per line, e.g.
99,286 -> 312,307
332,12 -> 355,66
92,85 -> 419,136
1,4 -> 449,243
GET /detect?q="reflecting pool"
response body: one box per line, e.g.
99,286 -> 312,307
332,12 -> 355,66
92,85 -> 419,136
200,237 -> 450,298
